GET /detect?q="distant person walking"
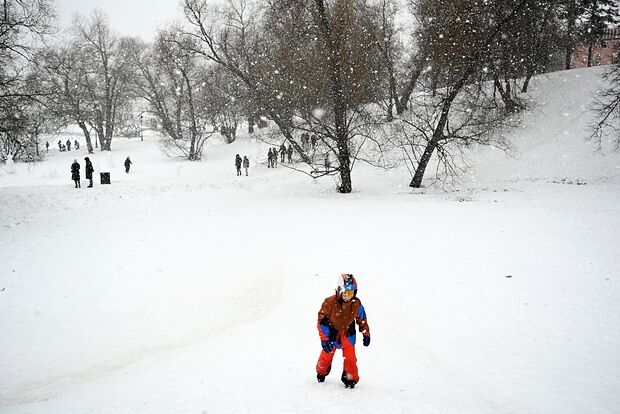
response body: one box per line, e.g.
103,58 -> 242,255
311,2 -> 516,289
324,153 -> 331,172
235,154 -> 242,176
124,156 -> 132,173
84,157 -> 94,188
280,143 -> 286,163
272,147 -> 278,168
57,140 -> 62,150
287,144 -> 293,163
243,155 -> 250,176
66,139 -> 71,151
45,141 -> 49,153
267,148 -> 273,168
71,159 -> 81,188
74,140 -> 80,150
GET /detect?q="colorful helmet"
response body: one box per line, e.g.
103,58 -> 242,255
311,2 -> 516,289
337,274 -> 357,294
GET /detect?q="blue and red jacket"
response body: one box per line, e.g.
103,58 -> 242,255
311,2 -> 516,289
317,294 -> 370,347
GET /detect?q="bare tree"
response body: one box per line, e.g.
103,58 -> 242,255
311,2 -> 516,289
37,43 -> 98,153
130,32 -> 215,160
181,0 -> 384,192
520,1 -> 563,92
563,0 -> 580,70
407,0 -> 529,188
1,0 -> 55,161
371,0 -> 427,118
589,64 -> 620,151
396,78 -> 514,187
201,65 -> 245,144
73,10 -> 135,151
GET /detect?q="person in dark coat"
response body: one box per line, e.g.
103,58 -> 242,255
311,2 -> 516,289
84,157 -> 94,188
287,144 -> 293,163
58,140 -> 62,150
235,154 -> 242,176
272,147 -> 278,168
74,140 -> 80,150
280,143 -> 286,163
71,159 -> 81,188
124,156 -> 132,173
66,139 -> 71,151
267,148 -> 273,168
45,141 -> 49,153
243,155 -> 250,176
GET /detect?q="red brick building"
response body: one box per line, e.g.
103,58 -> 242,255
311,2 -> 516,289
573,27 -> 620,68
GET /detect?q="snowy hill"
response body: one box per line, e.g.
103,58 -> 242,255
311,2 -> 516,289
0,67 -> 619,414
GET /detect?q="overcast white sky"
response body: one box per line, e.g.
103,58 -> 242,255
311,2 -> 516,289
54,0 -> 182,40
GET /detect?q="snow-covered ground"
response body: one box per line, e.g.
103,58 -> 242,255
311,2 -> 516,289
1,67 -> 619,413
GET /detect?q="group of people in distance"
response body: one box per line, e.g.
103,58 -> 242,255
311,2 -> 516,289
55,139 -> 80,152
238,137 -> 333,176
267,144 -> 294,167
70,156 -> 132,188
235,154 -> 250,176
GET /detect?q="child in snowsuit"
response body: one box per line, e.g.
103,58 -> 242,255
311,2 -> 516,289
316,274 -> 370,388
124,156 -> 132,173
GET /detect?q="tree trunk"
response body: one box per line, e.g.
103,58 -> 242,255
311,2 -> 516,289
183,69 -> 199,160
78,121 -> 94,154
409,75 -> 468,188
337,146 -> 352,193
565,0 -> 577,70
314,0 -> 353,193
587,42 -> 593,67
522,70 -> 534,93
494,74 -> 517,112
410,137 -> 439,188
383,50 -> 397,121
96,128 -> 106,151
396,63 -> 423,115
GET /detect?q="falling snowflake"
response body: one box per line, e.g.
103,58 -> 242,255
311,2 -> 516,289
312,108 -> 325,119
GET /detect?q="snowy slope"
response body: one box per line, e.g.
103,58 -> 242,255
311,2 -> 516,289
468,67 -> 620,184
0,67 -> 619,414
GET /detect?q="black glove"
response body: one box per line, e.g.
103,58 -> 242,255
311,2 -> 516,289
363,335 -> 370,347
321,340 -> 335,353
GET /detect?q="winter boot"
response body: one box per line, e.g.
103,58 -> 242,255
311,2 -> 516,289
341,371 -> 357,389
317,364 -> 331,383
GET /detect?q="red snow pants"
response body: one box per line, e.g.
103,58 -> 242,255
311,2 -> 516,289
316,334 -> 359,382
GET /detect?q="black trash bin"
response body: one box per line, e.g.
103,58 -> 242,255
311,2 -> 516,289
100,172 -> 111,184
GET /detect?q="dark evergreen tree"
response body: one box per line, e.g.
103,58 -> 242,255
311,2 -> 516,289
578,0 -> 620,67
